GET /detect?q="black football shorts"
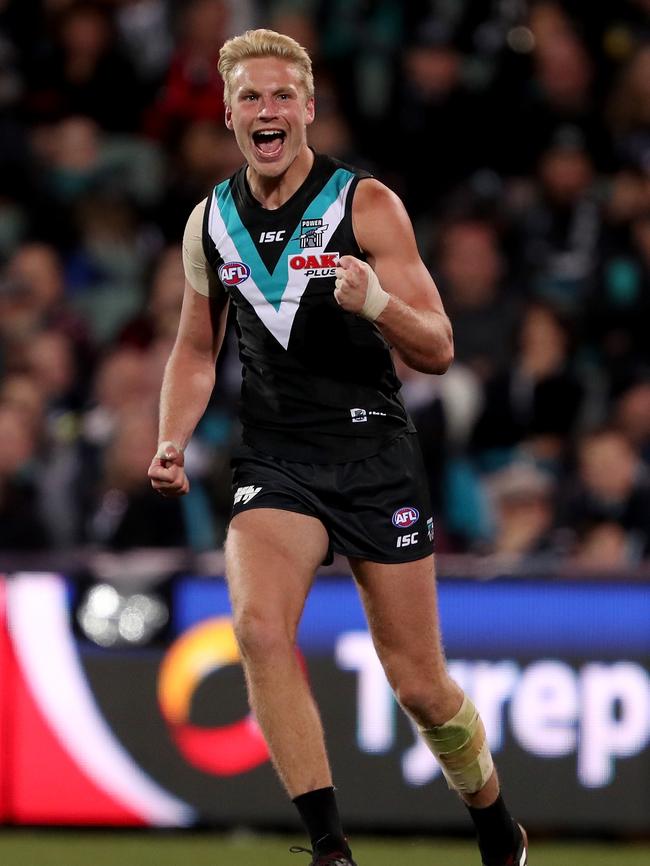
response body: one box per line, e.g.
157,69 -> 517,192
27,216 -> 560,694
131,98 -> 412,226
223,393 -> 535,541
230,433 -> 435,564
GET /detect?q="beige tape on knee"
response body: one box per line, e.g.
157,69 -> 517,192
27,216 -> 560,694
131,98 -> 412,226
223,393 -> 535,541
418,696 -> 494,794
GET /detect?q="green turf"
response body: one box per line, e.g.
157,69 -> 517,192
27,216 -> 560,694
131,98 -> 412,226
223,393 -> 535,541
0,831 -> 648,866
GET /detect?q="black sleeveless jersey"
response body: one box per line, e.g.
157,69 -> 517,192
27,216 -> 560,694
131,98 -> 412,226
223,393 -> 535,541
202,151 -> 414,463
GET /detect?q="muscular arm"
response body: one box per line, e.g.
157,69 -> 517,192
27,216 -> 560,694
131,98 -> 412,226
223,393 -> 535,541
148,281 -> 229,496
336,179 -> 453,375
149,198 -> 229,496
158,281 -> 228,450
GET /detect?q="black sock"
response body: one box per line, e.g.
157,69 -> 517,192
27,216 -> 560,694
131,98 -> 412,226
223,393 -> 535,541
466,794 -> 519,865
292,786 -> 350,857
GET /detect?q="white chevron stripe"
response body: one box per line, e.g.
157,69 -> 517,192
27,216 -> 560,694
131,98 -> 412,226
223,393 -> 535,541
208,178 -> 354,349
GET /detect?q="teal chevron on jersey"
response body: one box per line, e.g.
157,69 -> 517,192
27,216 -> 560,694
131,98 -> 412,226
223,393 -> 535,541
215,168 -> 355,311
201,152 -> 412,462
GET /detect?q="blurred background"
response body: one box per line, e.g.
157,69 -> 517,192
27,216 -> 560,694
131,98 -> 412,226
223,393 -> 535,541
0,0 -> 648,860
0,0 -> 648,565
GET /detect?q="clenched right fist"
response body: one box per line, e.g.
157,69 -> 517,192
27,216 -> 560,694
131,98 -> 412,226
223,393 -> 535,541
148,440 -> 190,497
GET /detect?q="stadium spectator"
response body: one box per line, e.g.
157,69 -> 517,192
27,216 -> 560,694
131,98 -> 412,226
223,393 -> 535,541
305,76 -> 363,168
0,403 -> 51,549
532,28 -> 607,167
3,242 -> 93,364
145,0 -> 230,141
511,128 -> 601,311
568,519 -> 632,572
317,0 -> 406,161
559,427 -> 650,562
615,381 -> 650,465
66,193 -> 157,343
86,405 -> 187,549
400,30 -> 488,217
157,121 -> 242,240
118,244 -> 185,348
0,372 -> 46,439
115,0 -> 174,90
268,5 -> 318,57
607,43 -> 650,171
585,212 -> 650,394
435,218 -> 519,381
82,345 -> 155,451
30,114 -> 164,209
21,327 -> 82,415
78,340 -> 223,549
483,462 -> 558,561
23,0 -> 146,132
471,301 -> 584,468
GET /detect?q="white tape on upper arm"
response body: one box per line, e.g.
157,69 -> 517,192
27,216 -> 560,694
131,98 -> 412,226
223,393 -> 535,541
182,198 -> 211,297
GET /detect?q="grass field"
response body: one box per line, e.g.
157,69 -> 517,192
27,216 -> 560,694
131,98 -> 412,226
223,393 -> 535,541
0,831 -> 649,866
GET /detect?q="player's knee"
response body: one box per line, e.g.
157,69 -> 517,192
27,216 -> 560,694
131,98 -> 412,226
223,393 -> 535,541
394,676 -> 455,726
233,608 -> 293,662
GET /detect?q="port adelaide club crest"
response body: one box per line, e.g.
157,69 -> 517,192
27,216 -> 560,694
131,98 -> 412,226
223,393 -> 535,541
299,218 -> 327,248
286,218 -> 338,278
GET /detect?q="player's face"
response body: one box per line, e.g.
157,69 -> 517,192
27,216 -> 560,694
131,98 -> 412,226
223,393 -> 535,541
225,57 -> 314,178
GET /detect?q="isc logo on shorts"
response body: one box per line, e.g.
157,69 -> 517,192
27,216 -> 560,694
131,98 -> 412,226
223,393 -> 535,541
392,506 -> 419,528
288,252 -> 338,278
219,261 -> 251,286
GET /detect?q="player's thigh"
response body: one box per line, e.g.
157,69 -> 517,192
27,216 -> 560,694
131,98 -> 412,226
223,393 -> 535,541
349,554 -> 447,683
226,507 -> 330,643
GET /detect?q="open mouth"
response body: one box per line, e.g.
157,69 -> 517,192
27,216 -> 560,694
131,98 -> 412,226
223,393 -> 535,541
252,129 -> 286,158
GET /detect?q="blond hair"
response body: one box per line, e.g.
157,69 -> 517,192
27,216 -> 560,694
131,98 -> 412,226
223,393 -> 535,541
218,29 -> 314,105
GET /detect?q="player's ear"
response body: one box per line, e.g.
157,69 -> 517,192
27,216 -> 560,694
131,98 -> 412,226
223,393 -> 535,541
225,105 -> 233,130
305,96 -> 315,126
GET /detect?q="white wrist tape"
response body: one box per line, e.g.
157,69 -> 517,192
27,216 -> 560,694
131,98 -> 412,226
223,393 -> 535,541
360,265 -> 390,321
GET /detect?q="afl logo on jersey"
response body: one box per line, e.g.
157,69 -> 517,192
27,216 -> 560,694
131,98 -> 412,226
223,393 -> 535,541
392,506 -> 420,528
219,261 -> 251,286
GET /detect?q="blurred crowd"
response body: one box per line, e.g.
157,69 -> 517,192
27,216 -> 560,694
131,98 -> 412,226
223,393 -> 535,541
0,0 -> 649,571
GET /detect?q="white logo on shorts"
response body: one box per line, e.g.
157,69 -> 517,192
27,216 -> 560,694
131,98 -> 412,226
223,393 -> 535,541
234,485 -> 262,505
396,532 -> 419,548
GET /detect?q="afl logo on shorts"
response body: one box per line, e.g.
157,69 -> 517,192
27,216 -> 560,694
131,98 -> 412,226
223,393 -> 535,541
392,506 -> 419,528
219,261 -> 251,286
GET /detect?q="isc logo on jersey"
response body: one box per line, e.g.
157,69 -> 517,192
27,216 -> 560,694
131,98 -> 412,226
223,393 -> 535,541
219,261 -> 251,286
288,252 -> 338,278
392,506 -> 419,528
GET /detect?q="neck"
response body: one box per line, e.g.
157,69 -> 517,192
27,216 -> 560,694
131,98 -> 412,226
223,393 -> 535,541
246,146 -> 314,210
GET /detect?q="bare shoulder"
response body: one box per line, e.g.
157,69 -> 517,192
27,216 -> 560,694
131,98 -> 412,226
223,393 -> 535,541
352,177 -> 417,256
353,177 -> 407,218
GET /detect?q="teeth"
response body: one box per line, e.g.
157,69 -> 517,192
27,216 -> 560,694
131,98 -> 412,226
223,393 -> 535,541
255,130 -> 283,137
